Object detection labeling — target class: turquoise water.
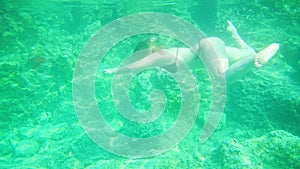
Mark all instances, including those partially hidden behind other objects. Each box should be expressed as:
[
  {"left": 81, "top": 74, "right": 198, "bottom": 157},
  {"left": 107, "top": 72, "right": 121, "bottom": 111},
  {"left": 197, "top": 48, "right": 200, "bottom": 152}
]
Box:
[{"left": 1, "top": 0, "right": 300, "bottom": 168}]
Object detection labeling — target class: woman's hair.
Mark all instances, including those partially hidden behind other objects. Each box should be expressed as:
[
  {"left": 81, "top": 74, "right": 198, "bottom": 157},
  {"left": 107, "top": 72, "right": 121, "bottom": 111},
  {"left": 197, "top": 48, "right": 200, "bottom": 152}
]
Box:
[
  {"left": 134, "top": 36, "right": 161, "bottom": 53},
  {"left": 134, "top": 35, "right": 182, "bottom": 53}
]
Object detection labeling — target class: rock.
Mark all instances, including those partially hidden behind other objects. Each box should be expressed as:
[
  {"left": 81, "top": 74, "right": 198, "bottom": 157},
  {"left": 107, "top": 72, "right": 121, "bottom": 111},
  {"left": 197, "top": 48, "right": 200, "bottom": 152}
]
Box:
[
  {"left": 34, "top": 123, "right": 69, "bottom": 141},
  {"left": 281, "top": 44, "right": 300, "bottom": 72},
  {"left": 244, "top": 130, "right": 300, "bottom": 169},
  {"left": 0, "top": 139, "right": 13, "bottom": 156},
  {"left": 221, "top": 139, "right": 255, "bottom": 169},
  {"left": 14, "top": 139, "right": 40, "bottom": 157},
  {"left": 226, "top": 58, "right": 300, "bottom": 136},
  {"left": 204, "top": 138, "right": 259, "bottom": 169},
  {"left": 86, "top": 160, "right": 124, "bottom": 169},
  {"left": 204, "top": 130, "right": 300, "bottom": 169}
]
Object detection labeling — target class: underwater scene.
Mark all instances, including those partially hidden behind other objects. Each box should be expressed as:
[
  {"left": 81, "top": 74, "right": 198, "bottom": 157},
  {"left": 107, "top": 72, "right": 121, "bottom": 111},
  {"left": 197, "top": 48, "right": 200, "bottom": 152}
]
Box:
[{"left": 1, "top": 0, "right": 300, "bottom": 168}]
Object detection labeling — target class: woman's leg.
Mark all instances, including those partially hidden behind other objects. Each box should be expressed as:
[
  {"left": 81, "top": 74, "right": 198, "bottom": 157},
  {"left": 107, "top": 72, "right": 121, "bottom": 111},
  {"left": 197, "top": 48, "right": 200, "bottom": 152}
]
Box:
[
  {"left": 226, "top": 20, "right": 251, "bottom": 49},
  {"left": 198, "top": 37, "right": 229, "bottom": 75},
  {"left": 225, "top": 44, "right": 279, "bottom": 83},
  {"left": 226, "top": 20, "right": 256, "bottom": 63},
  {"left": 197, "top": 37, "right": 256, "bottom": 83},
  {"left": 224, "top": 21, "right": 279, "bottom": 83},
  {"left": 225, "top": 56, "right": 254, "bottom": 83},
  {"left": 104, "top": 48, "right": 178, "bottom": 74}
]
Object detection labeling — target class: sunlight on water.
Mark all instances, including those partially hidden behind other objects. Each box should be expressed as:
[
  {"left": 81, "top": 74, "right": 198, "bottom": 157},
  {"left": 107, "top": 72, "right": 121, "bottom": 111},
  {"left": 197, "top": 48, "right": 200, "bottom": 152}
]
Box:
[{"left": 0, "top": 0, "right": 299, "bottom": 168}]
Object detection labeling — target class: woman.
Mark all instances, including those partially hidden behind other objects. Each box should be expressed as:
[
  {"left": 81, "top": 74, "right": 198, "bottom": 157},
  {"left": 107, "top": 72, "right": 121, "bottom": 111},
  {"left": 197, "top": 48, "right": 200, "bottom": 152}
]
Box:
[{"left": 104, "top": 21, "right": 279, "bottom": 83}]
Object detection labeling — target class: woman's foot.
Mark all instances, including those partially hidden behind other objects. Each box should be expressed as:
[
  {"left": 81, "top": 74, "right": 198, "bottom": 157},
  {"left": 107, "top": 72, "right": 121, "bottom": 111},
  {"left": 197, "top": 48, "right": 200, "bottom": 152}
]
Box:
[
  {"left": 255, "top": 43, "right": 280, "bottom": 68},
  {"left": 104, "top": 68, "right": 117, "bottom": 74},
  {"left": 226, "top": 20, "right": 250, "bottom": 49},
  {"left": 226, "top": 20, "right": 238, "bottom": 35}
]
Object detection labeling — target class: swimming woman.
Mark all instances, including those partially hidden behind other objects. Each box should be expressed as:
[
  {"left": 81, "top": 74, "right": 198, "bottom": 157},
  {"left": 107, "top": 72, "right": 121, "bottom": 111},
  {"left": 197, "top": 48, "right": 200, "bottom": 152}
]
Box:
[{"left": 104, "top": 20, "right": 279, "bottom": 82}]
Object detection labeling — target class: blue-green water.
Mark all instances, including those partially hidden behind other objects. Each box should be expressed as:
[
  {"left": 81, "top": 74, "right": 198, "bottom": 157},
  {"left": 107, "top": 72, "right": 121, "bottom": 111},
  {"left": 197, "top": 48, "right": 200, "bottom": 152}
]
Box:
[{"left": 1, "top": 0, "right": 300, "bottom": 168}]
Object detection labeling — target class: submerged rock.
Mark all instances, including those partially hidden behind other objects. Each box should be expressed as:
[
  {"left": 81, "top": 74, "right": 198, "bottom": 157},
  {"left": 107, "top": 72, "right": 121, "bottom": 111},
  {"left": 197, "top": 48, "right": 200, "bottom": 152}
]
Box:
[
  {"left": 204, "top": 130, "right": 300, "bottom": 169},
  {"left": 226, "top": 57, "right": 300, "bottom": 137},
  {"left": 14, "top": 139, "right": 40, "bottom": 157},
  {"left": 0, "top": 139, "right": 13, "bottom": 156},
  {"left": 244, "top": 130, "right": 300, "bottom": 169},
  {"left": 204, "top": 138, "right": 260, "bottom": 169},
  {"left": 220, "top": 138, "right": 255, "bottom": 168}
]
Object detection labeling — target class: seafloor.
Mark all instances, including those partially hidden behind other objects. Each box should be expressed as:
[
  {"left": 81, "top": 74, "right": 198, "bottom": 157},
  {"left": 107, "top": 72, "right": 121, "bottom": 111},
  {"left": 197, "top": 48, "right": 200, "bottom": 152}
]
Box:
[{"left": 0, "top": 0, "right": 299, "bottom": 168}]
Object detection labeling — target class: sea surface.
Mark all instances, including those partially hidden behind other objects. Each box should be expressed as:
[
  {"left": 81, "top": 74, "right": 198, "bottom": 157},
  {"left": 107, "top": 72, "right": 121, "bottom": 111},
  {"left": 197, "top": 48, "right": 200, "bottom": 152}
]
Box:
[{"left": 0, "top": 0, "right": 300, "bottom": 168}]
